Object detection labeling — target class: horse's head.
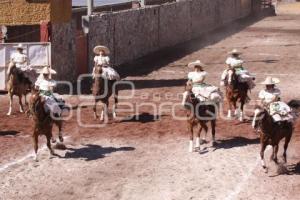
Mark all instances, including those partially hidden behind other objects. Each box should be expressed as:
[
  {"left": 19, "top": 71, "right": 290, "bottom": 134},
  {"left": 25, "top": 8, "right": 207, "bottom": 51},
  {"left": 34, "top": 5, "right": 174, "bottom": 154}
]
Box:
[
  {"left": 93, "top": 65, "right": 103, "bottom": 77},
  {"left": 227, "top": 68, "right": 238, "bottom": 87},
  {"left": 252, "top": 105, "right": 269, "bottom": 129},
  {"left": 28, "top": 88, "right": 44, "bottom": 116}
]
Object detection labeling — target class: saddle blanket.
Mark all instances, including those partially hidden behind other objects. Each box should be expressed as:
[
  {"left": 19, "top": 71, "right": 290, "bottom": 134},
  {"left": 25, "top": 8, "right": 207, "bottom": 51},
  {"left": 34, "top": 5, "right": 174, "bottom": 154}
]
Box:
[
  {"left": 192, "top": 84, "right": 222, "bottom": 102},
  {"left": 269, "top": 101, "right": 295, "bottom": 122}
]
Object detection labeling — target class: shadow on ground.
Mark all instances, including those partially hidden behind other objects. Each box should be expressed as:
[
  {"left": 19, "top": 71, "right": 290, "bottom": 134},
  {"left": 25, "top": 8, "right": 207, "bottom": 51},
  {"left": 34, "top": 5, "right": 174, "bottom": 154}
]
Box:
[
  {"left": 0, "top": 130, "right": 19, "bottom": 136},
  {"left": 64, "top": 144, "right": 135, "bottom": 161},
  {"left": 121, "top": 112, "right": 162, "bottom": 123},
  {"left": 214, "top": 136, "right": 260, "bottom": 150}
]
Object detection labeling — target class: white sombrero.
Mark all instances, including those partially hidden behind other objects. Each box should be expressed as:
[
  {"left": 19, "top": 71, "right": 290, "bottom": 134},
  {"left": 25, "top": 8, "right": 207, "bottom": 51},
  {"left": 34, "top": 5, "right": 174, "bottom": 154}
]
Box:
[
  {"left": 38, "top": 66, "right": 57, "bottom": 74},
  {"left": 260, "top": 77, "right": 280, "bottom": 85},
  {"left": 228, "top": 49, "right": 242, "bottom": 55},
  {"left": 14, "top": 43, "right": 26, "bottom": 49},
  {"left": 187, "top": 60, "right": 206, "bottom": 69},
  {"left": 93, "top": 45, "right": 110, "bottom": 55}
]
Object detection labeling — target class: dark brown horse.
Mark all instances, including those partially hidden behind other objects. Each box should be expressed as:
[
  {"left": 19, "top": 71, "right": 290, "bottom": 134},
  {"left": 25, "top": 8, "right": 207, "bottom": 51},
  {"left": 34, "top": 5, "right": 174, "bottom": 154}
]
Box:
[
  {"left": 252, "top": 106, "right": 293, "bottom": 173},
  {"left": 225, "top": 68, "right": 249, "bottom": 121},
  {"left": 92, "top": 65, "right": 119, "bottom": 122},
  {"left": 185, "top": 89, "right": 217, "bottom": 152},
  {"left": 28, "top": 89, "right": 64, "bottom": 161},
  {"left": 6, "top": 62, "right": 32, "bottom": 115}
]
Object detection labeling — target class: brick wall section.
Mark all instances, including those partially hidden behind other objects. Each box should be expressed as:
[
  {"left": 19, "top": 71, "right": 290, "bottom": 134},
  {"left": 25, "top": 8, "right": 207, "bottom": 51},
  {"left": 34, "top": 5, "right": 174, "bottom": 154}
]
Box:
[
  {"left": 0, "top": 0, "right": 71, "bottom": 26},
  {"left": 88, "top": 0, "right": 255, "bottom": 71},
  {"left": 51, "top": 21, "right": 76, "bottom": 82}
]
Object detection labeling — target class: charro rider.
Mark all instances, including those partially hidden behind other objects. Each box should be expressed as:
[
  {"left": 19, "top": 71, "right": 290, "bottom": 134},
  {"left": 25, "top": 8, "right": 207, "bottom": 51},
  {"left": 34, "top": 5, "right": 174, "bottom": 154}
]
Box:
[
  {"left": 8, "top": 43, "right": 36, "bottom": 83},
  {"left": 258, "top": 76, "right": 294, "bottom": 123},
  {"left": 92, "top": 45, "right": 120, "bottom": 81},
  {"left": 182, "top": 60, "right": 222, "bottom": 105},
  {"left": 34, "top": 66, "right": 67, "bottom": 118},
  {"left": 221, "top": 49, "right": 255, "bottom": 88}
]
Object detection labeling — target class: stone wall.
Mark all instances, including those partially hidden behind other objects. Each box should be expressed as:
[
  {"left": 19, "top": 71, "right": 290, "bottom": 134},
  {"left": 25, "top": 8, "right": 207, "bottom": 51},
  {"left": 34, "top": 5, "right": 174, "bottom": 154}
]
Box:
[
  {"left": 51, "top": 21, "right": 76, "bottom": 82},
  {"left": 0, "top": 0, "right": 71, "bottom": 26},
  {"left": 88, "top": 0, "right": 255, "bottom": 71}
]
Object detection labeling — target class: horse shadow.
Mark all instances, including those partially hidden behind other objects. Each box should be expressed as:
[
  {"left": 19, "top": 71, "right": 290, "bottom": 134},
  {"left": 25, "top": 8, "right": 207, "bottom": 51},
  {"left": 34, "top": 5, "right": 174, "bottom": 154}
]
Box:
[
  {"left": 213, "top": 136, "right": 260, "bottom": 150},
  {"left": 64, "top": 144, "right": 135, "bottom": 161},
  {"left": 0, "top": 130, "right": 19, "bottom": 137},
  {"left": 121, "top": 112, "right": 162, "bottom": 123}
]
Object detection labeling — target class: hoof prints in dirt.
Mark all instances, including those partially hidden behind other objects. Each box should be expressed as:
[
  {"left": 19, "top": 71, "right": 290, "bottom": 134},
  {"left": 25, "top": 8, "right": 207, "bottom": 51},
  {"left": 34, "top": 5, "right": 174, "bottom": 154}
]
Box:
[{"left": 64, "top": 144, "right": 135, "bottom": 161}]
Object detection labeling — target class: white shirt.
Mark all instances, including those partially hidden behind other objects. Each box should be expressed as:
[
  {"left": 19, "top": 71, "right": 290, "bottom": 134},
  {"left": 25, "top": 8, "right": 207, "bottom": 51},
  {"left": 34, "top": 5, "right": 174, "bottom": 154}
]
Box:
[
  {"left": 11, "top": 52, "right": 27, "bottom": 68},
  {"left": 94, "top": 55, "right": 110, "bottom": 66},
  {"left": 188, "top": 71, "right": 207, "bottom": 83},
  {"left": 35, "top": 77, "right": 56, "bottom": 91},
  {"left": 226, "top": 57, "right": 243, "bottom": 67},
  {"left": 259, "top": 88, "right": 281, "bottom": 104}
]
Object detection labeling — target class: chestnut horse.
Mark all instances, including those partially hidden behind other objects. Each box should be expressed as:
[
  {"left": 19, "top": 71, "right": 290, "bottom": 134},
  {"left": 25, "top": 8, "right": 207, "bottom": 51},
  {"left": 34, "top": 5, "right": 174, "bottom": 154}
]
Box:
[
  {"left": 252, "top": 106, "right": 293, "bottom": 173},
  {"left": 6, "top": 63, "right": 32, "bottom": 115},
  {"left": 28, "top": 89, "right": 63, "bottom": 161},
  {"left": 92, "top": 65, "right": 119, "bottom": 122},
  {"left": 225, "top": 68, "right": 248, "bottom": 121},
  {"left": 185, "top": 90, "right": 217, "bottom": 152}
]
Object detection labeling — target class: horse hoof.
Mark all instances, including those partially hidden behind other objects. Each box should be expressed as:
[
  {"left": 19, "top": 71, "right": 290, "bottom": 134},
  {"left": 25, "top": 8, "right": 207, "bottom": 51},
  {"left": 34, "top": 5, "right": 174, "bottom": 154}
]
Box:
[
  {"left": 59, "top": 136, "right": 64, "bottom": 143},
  {"left": 6, "top": 112, "right": 11, "bottom": 116},
  {"left": 263, "top": 166, "right": 268, "bottom": 173},
  {"left": 200, "top": 139, "right": 207, "bottom": 145},
  {"left": 51, "top": 138, "right": 57, "bottom": 143}
]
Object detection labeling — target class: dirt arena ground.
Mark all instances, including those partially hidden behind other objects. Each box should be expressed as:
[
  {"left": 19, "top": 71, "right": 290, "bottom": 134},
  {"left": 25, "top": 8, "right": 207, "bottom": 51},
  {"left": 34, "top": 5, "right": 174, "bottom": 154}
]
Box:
[{"left": 1, "top": 4, "right": 300, "bottom": 200}]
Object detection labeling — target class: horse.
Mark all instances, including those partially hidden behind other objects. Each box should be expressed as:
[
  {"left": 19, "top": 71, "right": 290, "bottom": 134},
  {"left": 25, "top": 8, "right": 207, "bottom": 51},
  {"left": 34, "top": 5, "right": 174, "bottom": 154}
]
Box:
[
  {"left": 185, "top": 88, "right": 217, "bottom": 152},
  {"left": 92, "top": 65, "right": 119, "bottom": 122},
  {"left": 252, "top": 106, "right": 293, "bottom": 173},
  {"left": 28, "top": 89, "right": 64, "bottom": 161},
  {"left": 225, "top": 68, "right": 249, "bottom": 121},
  {"left": 6, "top": 63, "right": 32, "bottom": 115}
]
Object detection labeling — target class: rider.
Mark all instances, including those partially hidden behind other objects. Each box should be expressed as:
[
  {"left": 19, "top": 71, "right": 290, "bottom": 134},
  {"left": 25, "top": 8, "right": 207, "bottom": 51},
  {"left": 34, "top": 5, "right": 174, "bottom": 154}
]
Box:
[
  {"left": 220, "top": 49, "right": 255, "bottom": 89},
  {"left": 92, "top": 45, "right": 120, "bottom": 81},
  {"left": 258, "top": 77, "right": 294, "bottom": 122},
  {"left": 182, "top": 60, "right": 222, "bottom": 105},
  {"left": 35, "top": 66, "right": 67, "bottom": 118},
  {"left": 8, "top": 43, "right": 36, "bottom": 83}
]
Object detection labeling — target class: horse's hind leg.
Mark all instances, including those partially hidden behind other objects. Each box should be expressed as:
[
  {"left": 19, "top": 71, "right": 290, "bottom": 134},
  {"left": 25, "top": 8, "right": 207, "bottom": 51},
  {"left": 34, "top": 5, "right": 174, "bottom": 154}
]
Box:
[
  {"left": 195, "top": 125, "right": 202, "bottom": 150},
  {"left": 112, "top": 90, "right": 119, "bottom": 119},
  {"left": 18, "top": 95, "right": 24, "bottom": 113},
  {"left": 283, "top": 134, "right": 292, "bottom": 163},
  {"left": 46, "top": 133, "right": 55, "bottom": 157},
  {"left": 271, "top": 144, "right": 279, "bottom": 164},
  {"left": 7, "top": 93, "right": 13, "bottom": 116},
  {"left": 188, "top": 121, "right": 194, "bottom": 152},
  {"left": 211, "top": 120, "right": 216, "bottom": 146},
  {"left": 57, "top": 121, "right": 64, "bottom": 143}
]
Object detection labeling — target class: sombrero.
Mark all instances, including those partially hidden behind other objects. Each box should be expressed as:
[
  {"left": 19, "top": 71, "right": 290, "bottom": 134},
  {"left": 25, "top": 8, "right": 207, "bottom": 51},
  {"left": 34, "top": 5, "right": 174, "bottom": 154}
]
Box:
[
  {"left": 14, "top": 43, "right": 26, "bottom": 49},
  {"left": 93, "top": 45, "right": 110, "bottom": 55},
  {"left": 187, "top": 60, "right": 206, "bottom": 69},
  {"left": 38, "top": 66, "right": 57, "bottom": 74},
  {"left": 260, "top": 77, "right": 280, "bottom": 85},
  {"left": 228, "top": 49, "right": 242, "bottom": 55}
]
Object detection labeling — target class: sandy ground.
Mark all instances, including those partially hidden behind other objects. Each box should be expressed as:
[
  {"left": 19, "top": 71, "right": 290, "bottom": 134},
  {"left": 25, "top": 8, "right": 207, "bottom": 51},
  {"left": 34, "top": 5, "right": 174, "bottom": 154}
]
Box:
[{"left": 1, "top": 5, "right": 300, "bottom": 200}]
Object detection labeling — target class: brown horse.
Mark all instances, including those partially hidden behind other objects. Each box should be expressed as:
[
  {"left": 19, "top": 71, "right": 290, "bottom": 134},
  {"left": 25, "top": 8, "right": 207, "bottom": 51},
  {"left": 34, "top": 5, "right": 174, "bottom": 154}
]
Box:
[
  {"left": 92, "top": 65, "right": 119, "bottom": 122},
  {"left": 252, "top": 106, "right": 293, "bottom": 173},
  {"left": 185, "top": 89, "right": 217, "bottom": 152},
  {"left": 28, "top": 89, "right": 64, "bottom": 161},
  {"left": 6, "top": 63, "right": 32, "bottom": 115},
  {"left": 225, "top": 68, "right": 249, "bottom": 121}
]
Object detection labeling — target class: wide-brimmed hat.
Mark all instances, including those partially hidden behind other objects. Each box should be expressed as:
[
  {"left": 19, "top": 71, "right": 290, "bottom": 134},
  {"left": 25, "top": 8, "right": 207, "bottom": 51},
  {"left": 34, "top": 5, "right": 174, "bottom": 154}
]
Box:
[
  {"left": 38, "top": 66, "right": 57, "bottom": 75},
  {"left": 93, "top": 45, "right": 110, "bottom": 55},
  {"left": 228, "top": 49, "right": 242, "bottom": 55},
  {"left": 260, "top": 77, "right": 280, "bottom": 85},
  {"left": 188, "top": 60, "right": 206, "bottom": 69},
  {"left": 14, "top": 43, "right": 25, "bottom": 50}
]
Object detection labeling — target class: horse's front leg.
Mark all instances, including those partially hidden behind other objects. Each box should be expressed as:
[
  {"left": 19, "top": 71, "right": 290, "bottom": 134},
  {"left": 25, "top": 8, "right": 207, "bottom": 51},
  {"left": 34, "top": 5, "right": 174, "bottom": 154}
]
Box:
[
  {"left": 33, "top": 130, "right": 39, "bottom": 161},
  {"left": 112, "top": 90, "right": 119, "bottom": 119},
  {"left": 18, "top": 95, "right": 24, "bottom": 113},
  {"left": 100, "top": 102, "right": 109, "bottom": 122},
  {"left": 260, "top": 139, "right": 268, "bottom": 173},
  {"left": 7, "top": 93, "right": 13, "bottom": 116},
  {"left": 195, "top": 124, "right": 202, "bottom": 151},
  {"left": 188, "top": 120, "right": 194, "bottom": 152},
  {"left": 56, "top": 121, "right": 64, "bottom": 143},
  {"left": 93, "top": 100, "right": 98, "bottom": 119},
  {"left": 272, "top": 144, "right": 279, "bottom": 164},
  {"left": 46, "top": 132, "right": 55, "bottom": 157},
  {"left": 211, "top": 120, "right": 216, "bottom": 147},
  {"left": 239, "top": 100, "right": 245, "bottom": 122}
]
